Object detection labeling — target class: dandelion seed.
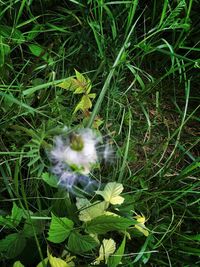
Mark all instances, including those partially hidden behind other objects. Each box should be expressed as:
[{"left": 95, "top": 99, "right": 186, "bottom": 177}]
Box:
[{"left": 102, "top": 142, "right": 114, "bottom": 162}]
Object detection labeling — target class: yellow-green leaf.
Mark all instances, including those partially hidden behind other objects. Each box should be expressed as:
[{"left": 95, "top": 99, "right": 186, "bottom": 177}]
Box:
[
  {"left": 49, "top": 253, "right": 69, "bottom": 267},
  {"left": 76, "top": 198, "right": 108, "bottom": 222},
  {"left": 73, "top": 95, "right": 92, "bottom": 114},
  {"left": 134, "top": 214, "right": 149, "bottom": 237},
  {"left": 75, "top": 70, "right": 92, "bottom": 93},
  {"left": 95, "top": 182, "right": 124, "bottom": 205},
  {"left": 93, "top": 238, "right": 116, "bottom": 264},
  {"left": 75, "top": 69, "right": 87, "bottom": 84},
  {"left": 57, "top": 78, "right": 75, "bottom": 91},
  {"left": 88, "top": 93, "right": 96, "bottom": 99},
  {"left": 86, "top": 83, "right": 92, "bottom": 94},
  {"left": 108, "top": 236, "right": 126, "bottom": 267},
  {"left": 135, "top": 225, "right": 149, "bottom": 237}
]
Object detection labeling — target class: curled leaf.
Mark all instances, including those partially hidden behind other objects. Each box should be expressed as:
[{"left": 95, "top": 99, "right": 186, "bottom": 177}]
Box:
[
  {"left": 134, "top": 214, "right": 149, "bottom": 237},
  {"left": 93, "top": 238, "right": 116, "bottom": 265}
]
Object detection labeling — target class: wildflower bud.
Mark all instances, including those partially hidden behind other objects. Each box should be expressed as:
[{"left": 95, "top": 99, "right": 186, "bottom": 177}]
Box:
[{"left": 69, "top": 133, "right": 84, "bottom": 151}]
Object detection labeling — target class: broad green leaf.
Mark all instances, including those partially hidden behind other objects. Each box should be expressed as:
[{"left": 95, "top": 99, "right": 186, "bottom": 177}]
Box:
[
  {"left": 76, "top": 198, "right": 108, "bottom": 222},
  {"left": 11, "top": 203, "right": 24, "bottom": 226},
  {"left": 23, "top": 216, "right": 46, "bottom": 238},
  {"left": 0, "top": 202, "right": 23, "bottom": 228},
  {"left": 29, "top": 44, "right": 44, "bottom": 57},
  {"left": 94, "top": 238, "right": 116, "bottom": 265},
  {"left": 13, "top": 261, "right": 25, "bottom": 267},
  {"left": 47, "top": 213, "right": 74, "bottom": 243},
  {"left": 28, "top": 44, "right": 53, "bottom": 64},
  {"left": 86, "top": 215, "right": 134, "bottom": 234},
  {"left": 95, "top": 182, "right": 124, "bottom": 205},
  {"left": 42, "top": 172, "right": 58, "bottom": 188},
  {"left": 0, "top": 233, "right": 26, "bottom": 259},
  {"left": 73, "top": 95, "right": 92, "bottom": 114},
  {"left": 52, "top": 190, "right": 77, "bottom": 218},
  {"left": 68, "top": 231, "right": 98, "bottom": 253},
  {"left": 108, "top": 236, "right": 126, "bottom": 267}
]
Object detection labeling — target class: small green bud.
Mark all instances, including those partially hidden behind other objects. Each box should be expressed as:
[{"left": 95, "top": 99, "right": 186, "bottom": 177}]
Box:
[{"left": 70, "top": 133, "right": 84, "bottom": 151}]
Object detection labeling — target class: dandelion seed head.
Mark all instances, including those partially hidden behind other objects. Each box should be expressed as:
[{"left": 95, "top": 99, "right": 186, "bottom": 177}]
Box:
[
  {"left": 50, "top": 128, "right": 99, "bottom": 175},
  {"left": 49, "top": 128, "right": 113, "bottom": 193}
]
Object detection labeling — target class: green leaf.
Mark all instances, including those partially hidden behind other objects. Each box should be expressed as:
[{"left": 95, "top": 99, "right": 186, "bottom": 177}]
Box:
[
  {"left": 28, "top": 44, "right": 44, "bottom": 57},
  {"left": 28, "top": 44, "right": 53, "bottom": 64},
  {"left": 11, "top": 203, "right": 24, "bottom": 226},
  {"left": 108, "top": 236, "right": 126, "bottom": 267},
  {"left": 68, "top": 231, "right": 98, "bottom": 253},
  {"left": 36, "top": 258, "right": 48, "bottom": 267},
  {"left": 95, "top": 182, "right": 124, "bottom": 205},
  {"left": 73, "top": 95, "right": 92, "bottom": 114},
  {"left": 13, "top": 261, "right": 25, "bottom": 267},
  {"left": 52, "top": 190, "right": 77, "bottom": 218},
  {"left": 76, "top": 198, "right": 108, "bottom": 222},
  {"left": 47, "top": 213, "right": 74, "bottom": 243},
  {"left": 23, "top": 214, "right": 46, "bottom": 238},
  {"left": 0, "top": 233, "right": 26, "bottom": 259},
  {"left": 0, "top": 202, "right": 23, "bottom": 228},
  {"left": 41, "top": 172, "right": 58, "bottom": 188},
  {"left": 86, "top": 215, "right": 134, "bottom": 234}
]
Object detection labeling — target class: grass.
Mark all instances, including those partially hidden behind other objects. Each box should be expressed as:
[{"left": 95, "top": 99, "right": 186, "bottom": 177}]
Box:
[{"left": 0, "top": 0, "right": 200, "bottom": 266}]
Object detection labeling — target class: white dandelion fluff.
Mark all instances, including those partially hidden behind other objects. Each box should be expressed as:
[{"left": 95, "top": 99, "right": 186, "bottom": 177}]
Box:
[
  {"left": 51, "top": 128, "right": 99, "bottom": 175},
  {"left": 49, "top": 128, "right": 114, "bottom": 192}
]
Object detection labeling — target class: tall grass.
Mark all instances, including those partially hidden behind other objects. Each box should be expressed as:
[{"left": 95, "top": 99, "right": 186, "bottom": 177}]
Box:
[{"left": 0, "top": 0, "right": 199, "bottom": 266}]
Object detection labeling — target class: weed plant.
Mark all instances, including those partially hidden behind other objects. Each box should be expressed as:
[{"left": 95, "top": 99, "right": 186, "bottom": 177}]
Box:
[{"left": 0, "top": 0, "right": 200, "bottom": 266}]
